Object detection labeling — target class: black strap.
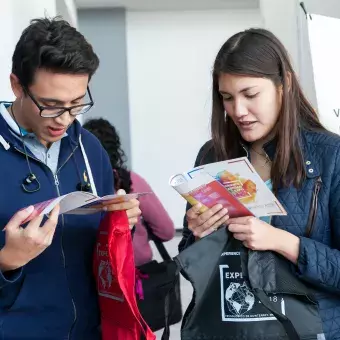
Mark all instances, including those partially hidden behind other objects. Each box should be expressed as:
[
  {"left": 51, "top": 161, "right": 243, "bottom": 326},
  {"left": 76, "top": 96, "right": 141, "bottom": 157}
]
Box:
[
  {"left": 255, "top": 290, "right": 300, "bottom": 340},
  {"left": 142, "top": 219, "right": 172, "bottom": 261},
  {"left": 139, "top": 319, "right": 147, "bottom": 340},
  {"left": 142, "top": 218, "right": 176, "bottom": 339},
  {"left": 131, "top": 225, "right": 136, "bottom": 238},
  {"left": 161, "top": 289, "right": 171, "bottom": 340},
  {"left": 161, "top": 267, "right": 180, "bottom": 340}
]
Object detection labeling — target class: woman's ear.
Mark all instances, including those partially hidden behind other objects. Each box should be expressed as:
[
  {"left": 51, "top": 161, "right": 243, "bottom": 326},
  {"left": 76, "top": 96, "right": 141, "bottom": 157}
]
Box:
[
  {"left": 278, "top": 72, "right": 292, "bottom": 97},
  {"left": 286, "top": 72, "right": 292, "bottom": 92}
]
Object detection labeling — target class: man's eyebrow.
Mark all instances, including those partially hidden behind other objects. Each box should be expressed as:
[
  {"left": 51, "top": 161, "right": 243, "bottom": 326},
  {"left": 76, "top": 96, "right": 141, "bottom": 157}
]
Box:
[{"left": 38, "top": 93, "right": 86, "bottom": 104}]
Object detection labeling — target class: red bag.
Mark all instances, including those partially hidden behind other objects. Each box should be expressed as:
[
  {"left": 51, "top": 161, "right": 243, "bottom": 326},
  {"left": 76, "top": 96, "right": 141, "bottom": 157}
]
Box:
[{"left": 93, "top": 211, "right": 156, "bottom": 340}]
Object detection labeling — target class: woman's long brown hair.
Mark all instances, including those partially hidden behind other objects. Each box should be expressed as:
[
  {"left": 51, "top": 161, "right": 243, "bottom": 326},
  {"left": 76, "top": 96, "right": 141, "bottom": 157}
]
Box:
[{"left": 211, "top": 28, "right": 324, "bottom": 191}]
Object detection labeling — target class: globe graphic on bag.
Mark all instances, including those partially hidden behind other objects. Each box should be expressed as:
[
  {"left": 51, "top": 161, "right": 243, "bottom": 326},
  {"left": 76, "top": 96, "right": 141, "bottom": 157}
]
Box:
[{"left": 225, "top": 282, "right": 255, "bottom": 315}]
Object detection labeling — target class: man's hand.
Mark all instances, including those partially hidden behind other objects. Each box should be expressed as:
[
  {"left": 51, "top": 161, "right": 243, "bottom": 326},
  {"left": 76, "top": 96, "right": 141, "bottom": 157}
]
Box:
[
  {"left": 101, "top": 189, "right": 141, "bottom": 230},
  {"left": 0, "top": 204, "right": 60, "bottom": 272}
]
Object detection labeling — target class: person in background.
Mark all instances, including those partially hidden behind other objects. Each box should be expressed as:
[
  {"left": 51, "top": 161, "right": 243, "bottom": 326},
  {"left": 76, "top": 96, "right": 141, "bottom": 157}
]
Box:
[{"left": 83, "top": 118, "right": 175, "bottom": 266}]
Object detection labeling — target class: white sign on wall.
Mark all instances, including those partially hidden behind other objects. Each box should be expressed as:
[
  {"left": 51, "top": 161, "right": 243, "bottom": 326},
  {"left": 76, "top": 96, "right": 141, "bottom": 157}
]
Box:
[{"left": 308, "top": 14, "right": 340, "bottom": 133}]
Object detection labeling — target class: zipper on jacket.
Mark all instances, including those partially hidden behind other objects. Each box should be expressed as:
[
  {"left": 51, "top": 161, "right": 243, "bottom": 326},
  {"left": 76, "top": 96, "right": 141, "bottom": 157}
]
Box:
[
  {"left": 54, "top": 174, "right": 60, "bottom": 191},
  {"left": 54, "top": 176, "right": 77, "bottom": 340},
  {"left": 49, "top": 150, "right": 79, "bottom": 340},
  {"left": 14, "top": 146, "right": 78, "bottom": 340},
  {"left": 305, "top": 176, "right": 322, "bottom": 237},
  {"left": 56, "top": 146, "right": 79, "bottom": 176}
]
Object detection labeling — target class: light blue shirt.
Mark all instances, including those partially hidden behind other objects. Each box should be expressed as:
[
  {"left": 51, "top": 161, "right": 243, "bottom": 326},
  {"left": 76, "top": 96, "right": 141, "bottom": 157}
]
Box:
[
  {"left": 260, "top": 179, "right": 273, "bottom": 224},
  {"left": 0, "top": 103, "right": 67, "bottom": 174}
]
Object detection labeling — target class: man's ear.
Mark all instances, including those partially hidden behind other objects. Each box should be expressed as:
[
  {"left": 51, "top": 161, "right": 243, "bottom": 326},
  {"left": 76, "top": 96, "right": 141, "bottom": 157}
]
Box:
[{"left": 10, "top": 73, "right": 25, "bottom": 98}]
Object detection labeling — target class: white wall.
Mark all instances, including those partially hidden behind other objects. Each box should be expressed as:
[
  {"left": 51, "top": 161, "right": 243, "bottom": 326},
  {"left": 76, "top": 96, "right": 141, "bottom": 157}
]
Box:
[
  {"left": 0, "top": 0, "right": 16, "bottom": 100},
  {"left": 126, "top": 9, "right": 263, "bottom": 228},
  {"left": 305, "top": 0, "right": 340, "bottom": 19},
  {"left": 10, "top": 0, "right": 57, "bottom": 41},
  {"left": 259, "top": 0, "right": 318, "bottom": 109},
  {"left": 1, "top": 0, "right": 57, "bottom": 100},
  {"left": 260, "top": 0, "right": 300, "bottom": 72},
  {"left": 57, "top": 0, "right": 78, "bottom": 27},
  {"left": 308, "top": 14, "right": 340, "bottom": 134},
  {"left": 0, "top": 0, "right": 77, "bottom": 101}
]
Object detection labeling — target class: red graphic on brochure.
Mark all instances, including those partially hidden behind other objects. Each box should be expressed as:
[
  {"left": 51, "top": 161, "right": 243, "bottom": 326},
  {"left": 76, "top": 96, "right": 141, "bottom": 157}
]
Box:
[
  {"left": 183, "top": 179, "right": 253, "bottom": 218},
  {"left": 21, "top": 198, "right": 56, "bottom": 224}
]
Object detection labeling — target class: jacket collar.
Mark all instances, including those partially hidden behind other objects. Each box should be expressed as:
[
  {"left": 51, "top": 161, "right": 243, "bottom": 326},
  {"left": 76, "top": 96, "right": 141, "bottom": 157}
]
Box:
[
  {"left": 0, "top": 101, "right": 81, "bottom": 153},
  {"left": 240, "top": 130, "right": 320, "bottom": 179}
]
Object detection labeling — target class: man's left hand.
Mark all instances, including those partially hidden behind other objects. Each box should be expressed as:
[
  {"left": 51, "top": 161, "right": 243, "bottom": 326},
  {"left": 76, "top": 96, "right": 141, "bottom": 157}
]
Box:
[{"left": 101, "top": 189, "right": 141, "bottom": 230}]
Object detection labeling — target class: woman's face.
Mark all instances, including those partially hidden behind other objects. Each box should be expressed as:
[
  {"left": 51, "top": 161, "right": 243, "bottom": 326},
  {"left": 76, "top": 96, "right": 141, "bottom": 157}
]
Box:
[{"left": 218, "top": 73, "right": 282, "bottom": 144}]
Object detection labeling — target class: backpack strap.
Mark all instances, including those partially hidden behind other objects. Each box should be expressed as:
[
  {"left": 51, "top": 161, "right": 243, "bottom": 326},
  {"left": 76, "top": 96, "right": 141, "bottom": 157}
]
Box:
[
  {"left": 161, "top": 260, "right": 181, "bottom": 340},
  {"left": 142, "top": 219, "right": 172, "bottom": 261}
]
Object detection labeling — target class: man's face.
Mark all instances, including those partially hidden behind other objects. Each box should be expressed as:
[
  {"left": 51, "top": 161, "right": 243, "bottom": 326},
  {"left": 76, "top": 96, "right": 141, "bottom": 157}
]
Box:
[{"left": 11, "top": 69, "right": 89, "bottom": 146}]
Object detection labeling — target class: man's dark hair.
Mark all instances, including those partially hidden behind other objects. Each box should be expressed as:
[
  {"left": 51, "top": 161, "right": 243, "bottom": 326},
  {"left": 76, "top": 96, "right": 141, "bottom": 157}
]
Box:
[{"left": 12, "top": 17, "right": 99, "bottom": 88}]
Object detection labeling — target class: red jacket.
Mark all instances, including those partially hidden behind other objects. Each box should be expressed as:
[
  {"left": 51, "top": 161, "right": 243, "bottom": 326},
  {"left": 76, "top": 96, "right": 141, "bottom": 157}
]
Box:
[{"left": 93, "top": 211, "right": 155, "bottom": 340}]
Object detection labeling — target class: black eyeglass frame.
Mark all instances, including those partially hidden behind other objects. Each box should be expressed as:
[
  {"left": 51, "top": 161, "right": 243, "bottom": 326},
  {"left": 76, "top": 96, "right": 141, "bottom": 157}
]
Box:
[{"left": 24, "top": 86, "right": 94, "bottom": 118}]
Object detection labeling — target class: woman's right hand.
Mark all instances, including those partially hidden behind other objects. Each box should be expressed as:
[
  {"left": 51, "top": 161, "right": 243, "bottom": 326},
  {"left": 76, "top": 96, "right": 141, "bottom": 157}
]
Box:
[{"left": 186, "top": 204, "right": 229, "bottom": 239}]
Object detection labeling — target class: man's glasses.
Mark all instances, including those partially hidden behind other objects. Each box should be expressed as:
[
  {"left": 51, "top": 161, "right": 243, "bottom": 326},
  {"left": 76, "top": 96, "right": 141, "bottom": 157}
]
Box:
[{"left": 25, "top": 87, "right": 94, "bottom": 118}]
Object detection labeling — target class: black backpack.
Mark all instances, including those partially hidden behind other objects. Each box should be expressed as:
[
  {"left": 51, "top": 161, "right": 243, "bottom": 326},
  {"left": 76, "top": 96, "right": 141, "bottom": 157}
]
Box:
[
  {"left": 136, "top": 220, "right": 182, "bottom": 332},
  {"left": 162, "top": 227, "right": 325, "bottom": 340}
]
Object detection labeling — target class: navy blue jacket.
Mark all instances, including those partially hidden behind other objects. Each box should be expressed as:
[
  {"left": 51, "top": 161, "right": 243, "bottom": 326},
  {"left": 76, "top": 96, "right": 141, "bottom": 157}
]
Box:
[
  {"left": 179, "top": 129, "right": 340, "bottom": 339},
  {"left": 0, "top": 110, "right": 114, "bottom": 339}
]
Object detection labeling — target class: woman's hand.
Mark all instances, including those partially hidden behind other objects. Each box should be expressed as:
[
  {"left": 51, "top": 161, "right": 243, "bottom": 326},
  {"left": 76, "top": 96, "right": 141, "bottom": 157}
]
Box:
[
  {"left": 186, "top": 204, "right": 229, "bottom": 239},
  {"left": 228, "top": 216, "right": 277, "bottom": 251},
  {"left": 227, "top": 216, "right": 300, "bottom": 264}
]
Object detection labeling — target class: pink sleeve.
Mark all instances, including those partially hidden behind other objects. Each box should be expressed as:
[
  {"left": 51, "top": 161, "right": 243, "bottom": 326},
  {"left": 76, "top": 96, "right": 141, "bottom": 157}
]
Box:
[{"left": 131, "top": 172, "right": 175, "bottom": 241}]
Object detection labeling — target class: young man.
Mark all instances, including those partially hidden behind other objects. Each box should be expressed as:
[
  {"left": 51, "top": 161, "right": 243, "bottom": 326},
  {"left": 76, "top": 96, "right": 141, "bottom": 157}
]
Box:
[{"left": 0, "top": 18, "right": 140, "bottom": 339}]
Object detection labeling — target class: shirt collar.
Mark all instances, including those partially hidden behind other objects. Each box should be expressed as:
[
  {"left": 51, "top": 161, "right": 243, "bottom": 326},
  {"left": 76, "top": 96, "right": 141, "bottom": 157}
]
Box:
[
  {"left": 0, "top": 103, "right": 24, "bottom": 136},
  {"left": 0, "top": 102, "right": 68, "bottom": 139}
]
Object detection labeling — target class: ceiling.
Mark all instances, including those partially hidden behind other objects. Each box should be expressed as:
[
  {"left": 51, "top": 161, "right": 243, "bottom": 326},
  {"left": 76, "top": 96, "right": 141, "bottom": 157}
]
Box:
[{"left": 75, "top": 0, "right": 259, "bottom": 11}]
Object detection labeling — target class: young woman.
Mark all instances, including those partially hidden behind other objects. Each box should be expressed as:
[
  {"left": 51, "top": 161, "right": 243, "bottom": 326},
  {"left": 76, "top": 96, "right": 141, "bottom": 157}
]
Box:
[
  {"left": 83, "top": 118, "right": 175, "bottom": 266},
  {"left": 179, "top": 28, "right": 340, "bottom": 338}
]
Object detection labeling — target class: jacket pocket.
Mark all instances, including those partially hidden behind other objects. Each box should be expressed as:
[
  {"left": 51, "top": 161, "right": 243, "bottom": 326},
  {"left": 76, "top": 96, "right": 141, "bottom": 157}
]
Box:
[
  {"left": 0, "top": 274, "right": 26, "bottom": 311},
  {"left": 5, "top": 274, "right": 28, "bottom": 312},
  {"left": 305, "top": 176, "right": 322, "bottom": 238}
]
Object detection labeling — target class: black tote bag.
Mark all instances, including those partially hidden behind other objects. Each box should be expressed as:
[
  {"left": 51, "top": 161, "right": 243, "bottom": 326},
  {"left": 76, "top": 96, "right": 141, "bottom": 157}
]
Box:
[
  {"left": 136, "top": 221, "right": 182, "bottom": 332},
  {"left": 162, "top": 227, "right": 324, "bottom": 340}
]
